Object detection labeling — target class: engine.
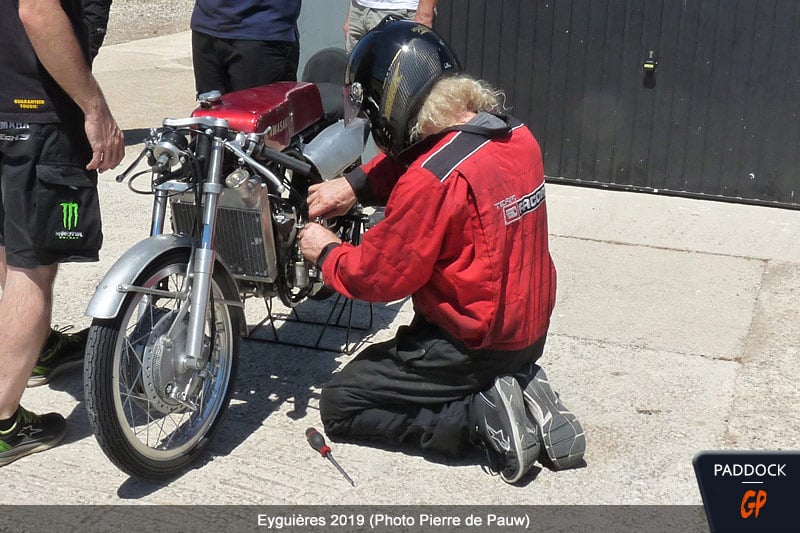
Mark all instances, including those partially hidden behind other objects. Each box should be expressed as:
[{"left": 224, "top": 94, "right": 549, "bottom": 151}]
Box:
[{"left": 167, "top": 81, "right": 370, "bottom": 306}]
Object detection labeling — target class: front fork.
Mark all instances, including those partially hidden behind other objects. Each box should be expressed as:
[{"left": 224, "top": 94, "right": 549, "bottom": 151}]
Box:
[
  {"left": 148, "top": 135, "right": 226, "bottom": 403},
  {"left": 183, "top": 135, "right": 225, "bottom": 370}
]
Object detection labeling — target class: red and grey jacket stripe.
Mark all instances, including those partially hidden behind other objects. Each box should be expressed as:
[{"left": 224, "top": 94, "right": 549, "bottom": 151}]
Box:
[{"left": 420, "top": 117, "right": 524, "bottom": 181}]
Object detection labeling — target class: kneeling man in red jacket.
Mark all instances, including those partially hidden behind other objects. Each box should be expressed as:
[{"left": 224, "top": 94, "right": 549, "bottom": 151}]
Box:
[{"left": 300, "top": 18, "right": 585, "bottom": 484}]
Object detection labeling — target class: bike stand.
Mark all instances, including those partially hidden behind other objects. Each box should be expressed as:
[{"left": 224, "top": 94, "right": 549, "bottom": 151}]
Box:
[
  {"left": 247, "top": 211, "right": 376, "bottom": 354},
  {"left": 246, "top": 293, "right": 374, "bottom": 354}
]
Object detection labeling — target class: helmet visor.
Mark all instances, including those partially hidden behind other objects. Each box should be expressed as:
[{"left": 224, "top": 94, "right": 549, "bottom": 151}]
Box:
[{"left": 343, "top": 82, "right": 365, "bottom": 126}]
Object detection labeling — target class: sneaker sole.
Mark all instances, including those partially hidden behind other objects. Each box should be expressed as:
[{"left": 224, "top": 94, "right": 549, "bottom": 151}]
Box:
[
  {"left": 0, "top": 432, "right": 67, "bottom": 467},
  {"left": 522, "top": 367, "right": 585, "bottom": 470},
  {"left": 26, "top": 358, "right": 83, "bottom": 388},
  {"left": 492, "top": 376, "right": 541, "bottom": 483}
]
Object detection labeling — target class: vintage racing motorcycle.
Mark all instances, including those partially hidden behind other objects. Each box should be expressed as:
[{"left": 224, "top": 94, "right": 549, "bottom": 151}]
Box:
[{"left": 82, "top": 78, "right": 369, "bottom": 480}]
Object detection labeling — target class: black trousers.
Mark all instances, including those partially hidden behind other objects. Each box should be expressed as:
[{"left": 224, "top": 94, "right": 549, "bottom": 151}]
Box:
[
  {"left": 320, "top": 315, "right": 546, "bottom": 457},
  {"left": 192, "top": 31, "right": 300, "bottom": 95}
]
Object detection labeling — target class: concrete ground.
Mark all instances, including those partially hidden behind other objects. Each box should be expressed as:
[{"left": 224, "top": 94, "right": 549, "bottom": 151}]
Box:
[{"left": 3, "top": 31, "right": 799, "bottom": 513}]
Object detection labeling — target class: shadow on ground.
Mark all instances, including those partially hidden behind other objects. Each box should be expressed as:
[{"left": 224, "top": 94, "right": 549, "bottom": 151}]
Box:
[{"left": 32, "top": 295, "right": 407, "bottom": 498}]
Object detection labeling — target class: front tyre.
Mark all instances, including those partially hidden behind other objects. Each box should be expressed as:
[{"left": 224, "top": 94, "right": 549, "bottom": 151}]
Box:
[{"left": 84, "top": 249, "right": 240, "bottom": 479}]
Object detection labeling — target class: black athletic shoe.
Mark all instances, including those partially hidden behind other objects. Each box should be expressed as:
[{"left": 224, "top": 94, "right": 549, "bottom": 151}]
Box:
[
  {"left": 0, "top": 407, "right": 67, "bottom": 467},
  {"left": 516, "top": 363, "right": 586, "bottom": 470},
  {"left": 27, "top": 326, "right": 89, "bottom": 388},
  {"left": 471, "top": 375, "right": 541, "bottom": 484}
]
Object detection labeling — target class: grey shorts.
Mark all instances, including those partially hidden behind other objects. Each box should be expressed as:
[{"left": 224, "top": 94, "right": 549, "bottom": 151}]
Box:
[
  {"left": 346, "top": 2, "right": 416, "bottom": 52},
  {"left": 0, "top": 122, "right": 102, "bottom": 268}
]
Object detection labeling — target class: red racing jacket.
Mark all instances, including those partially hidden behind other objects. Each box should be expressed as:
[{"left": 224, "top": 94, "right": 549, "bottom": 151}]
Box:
[{"left": 320, "top": 113, "right": 556, "bottom": 351}]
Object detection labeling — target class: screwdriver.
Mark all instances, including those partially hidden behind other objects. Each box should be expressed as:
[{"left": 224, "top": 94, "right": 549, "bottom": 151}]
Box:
[{"left": 306, "top": 427, "right": 355, "bottom": 486}]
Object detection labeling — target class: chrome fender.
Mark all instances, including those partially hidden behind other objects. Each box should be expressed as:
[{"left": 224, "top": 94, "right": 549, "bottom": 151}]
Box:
[{"left": 86, "top": 234, "right": 245, "bottom": 334}]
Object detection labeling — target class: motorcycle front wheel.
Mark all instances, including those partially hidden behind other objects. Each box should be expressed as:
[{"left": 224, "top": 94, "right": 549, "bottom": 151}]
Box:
[{"left": 84, "top": 249, "right": 240, "bottom": 480}]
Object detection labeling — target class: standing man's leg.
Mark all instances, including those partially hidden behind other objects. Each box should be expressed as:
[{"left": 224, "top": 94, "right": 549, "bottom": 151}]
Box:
[
  {"left": 192, "top": 31, "right": 230, "bottom": 95},
  {"left": 0, "top": 257, "right": 58, "bottom": 418},
  {"left": 345, "top": 1, "right": 368, "bottom": 53},
  {"left": 347, "top": 6, "right": 417, "bottom": 53},
  {"left": 0, "top": 119, "right": 104, "bottom": 466},
  {"left": 0, "top": 252, "right": 66, "bottom": 467},
  {"left": 345, "top": 4, "right": 414, "bottom": 53}
]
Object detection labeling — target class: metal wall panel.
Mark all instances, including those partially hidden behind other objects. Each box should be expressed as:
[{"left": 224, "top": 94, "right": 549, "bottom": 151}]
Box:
[{"left": 436, "top": 0, "right": 800, "bottom": 208}]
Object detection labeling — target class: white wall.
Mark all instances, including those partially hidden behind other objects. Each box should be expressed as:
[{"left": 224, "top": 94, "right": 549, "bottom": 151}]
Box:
[
  {"left": 298, "top": 0, "right": 348, "bottom": 74},
  {"left": 298, "top": 0, "right": 379, "bottom": 160}
]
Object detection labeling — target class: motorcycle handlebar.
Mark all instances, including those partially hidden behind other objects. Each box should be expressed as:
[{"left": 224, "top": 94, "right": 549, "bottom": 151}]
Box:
[
  {"left": 161, "top": 116, "right": 314, "bottom": 177},
  {"left": 114, "top": 118, "right": 315, "bottom": 192},
  {"left": 254, "top": 144, "right": 313, "bottom": 177}
]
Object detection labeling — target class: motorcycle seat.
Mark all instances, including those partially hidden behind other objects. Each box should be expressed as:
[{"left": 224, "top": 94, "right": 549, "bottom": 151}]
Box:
[
  {"left": 302, "top": 47, "right": 347, "bottom": 124},
  {"left": 315, "top": 82, "right": 345, "bottom": 123}
]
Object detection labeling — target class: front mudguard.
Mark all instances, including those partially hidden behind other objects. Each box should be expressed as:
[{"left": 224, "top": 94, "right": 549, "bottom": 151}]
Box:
[{"left": 85, "top": 234, "right": 246, "bottom": 335}]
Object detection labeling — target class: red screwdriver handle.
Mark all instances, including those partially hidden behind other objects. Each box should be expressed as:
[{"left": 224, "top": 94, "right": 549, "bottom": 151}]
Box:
[
  {"left": 306, "top": 427, "right": 331, "bottom": 457},
  {"left": 305, "top": 427, "right": 355, "bottom": 486}
]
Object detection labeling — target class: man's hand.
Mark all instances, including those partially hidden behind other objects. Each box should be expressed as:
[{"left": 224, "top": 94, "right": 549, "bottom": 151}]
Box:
[
  {"left": 299, "top": 222, "right": 341, "bottom": 264},
  {"left": 307, "top": 177, "right": 358, "bottom": 219},
  {"left": 414, "top": 0, "right": 437, "bottom": 27},
  {"left": 84, "top": 104, "right": 124, "bottom": 171}
]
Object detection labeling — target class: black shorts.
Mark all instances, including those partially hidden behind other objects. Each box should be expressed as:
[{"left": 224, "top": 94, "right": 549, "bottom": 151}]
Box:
[{"left": 0, "top": 122, "right": 102, "bottom": 268}]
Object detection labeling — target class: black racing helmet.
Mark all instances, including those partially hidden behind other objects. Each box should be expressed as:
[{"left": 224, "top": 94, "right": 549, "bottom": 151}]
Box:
[{"left": 343, "top": 17, "right": 461, "bottom": 157}]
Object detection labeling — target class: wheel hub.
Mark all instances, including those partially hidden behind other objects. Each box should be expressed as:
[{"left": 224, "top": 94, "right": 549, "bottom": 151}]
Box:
[{"left": 141, "top": 310, "right": 191, "bottom": 415}]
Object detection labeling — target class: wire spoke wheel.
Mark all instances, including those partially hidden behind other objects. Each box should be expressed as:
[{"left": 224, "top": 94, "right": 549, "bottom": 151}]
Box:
[{"left": 84, "top": 249, "right": 240, "bottom": 479}]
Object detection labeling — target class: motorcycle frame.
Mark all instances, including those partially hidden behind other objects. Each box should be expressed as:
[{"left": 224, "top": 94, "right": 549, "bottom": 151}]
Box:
[{"left": 87, "top": 109, "right": 369, "bottom": 402}]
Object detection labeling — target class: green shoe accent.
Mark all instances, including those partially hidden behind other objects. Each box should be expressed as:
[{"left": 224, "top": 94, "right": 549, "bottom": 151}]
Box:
[
  {"left": 0, "top": 407, "right": 67, "bottom": 467},
  {"left": 0, "top": 421, "right": 18, "bottom": 451},
  {"left": 26, "top": 325, "right": 88, "bottom": 388},
  {"left": 0, "top": 422, "right": 18, "bottom": 436}
]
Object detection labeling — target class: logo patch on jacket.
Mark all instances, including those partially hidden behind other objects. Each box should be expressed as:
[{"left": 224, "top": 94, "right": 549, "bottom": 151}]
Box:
[{"left": 495, "top": 183, "right": 545, "bottom": 225}]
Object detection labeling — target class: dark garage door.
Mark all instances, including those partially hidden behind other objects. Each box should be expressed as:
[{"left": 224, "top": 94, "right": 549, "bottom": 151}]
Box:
[{"left": 435, "top": 0, "right": 800, "bottom": 209}]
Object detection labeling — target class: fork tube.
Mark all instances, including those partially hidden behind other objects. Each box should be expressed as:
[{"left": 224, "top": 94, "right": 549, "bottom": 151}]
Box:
[
  {"left": 184, "top": 135, "right": 225, "bottom": 365},
  {"left": 150, "top": 189, "right": 169, "bottom": 236}
]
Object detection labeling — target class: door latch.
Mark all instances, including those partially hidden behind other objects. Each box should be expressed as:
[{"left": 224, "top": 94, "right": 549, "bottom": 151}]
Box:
[
  {"left": 642, "top": 49, "right": 658, "bottom": 88},
  {"left": 643, "top": 50, "right": 658, "bottom": 72}
]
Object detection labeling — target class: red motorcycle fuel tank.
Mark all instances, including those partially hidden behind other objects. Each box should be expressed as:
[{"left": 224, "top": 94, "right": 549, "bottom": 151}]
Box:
[{"left": 191, "top": 82, "right": 324, "bottom": 150}]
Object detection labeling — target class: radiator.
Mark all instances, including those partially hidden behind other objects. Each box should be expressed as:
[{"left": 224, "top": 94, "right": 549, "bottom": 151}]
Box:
[{"left": 170, "top": 184, "right": 279, "bottom": 282}]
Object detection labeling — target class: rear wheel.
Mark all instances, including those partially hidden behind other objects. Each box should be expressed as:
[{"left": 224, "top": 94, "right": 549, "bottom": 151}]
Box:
[{"left": 84, "top": 249, "right": 240, "bottom": 479}]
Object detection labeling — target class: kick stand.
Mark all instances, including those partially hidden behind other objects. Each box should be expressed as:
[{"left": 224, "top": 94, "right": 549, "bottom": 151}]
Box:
[{"left": 247, "top": 293, "right": 373, "bottom": 354}]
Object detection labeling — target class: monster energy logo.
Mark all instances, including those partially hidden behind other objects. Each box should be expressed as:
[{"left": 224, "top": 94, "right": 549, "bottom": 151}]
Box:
[
  {"left": 55, "top": 202, "right": 83, "bottom": 240},
  {"left": 61, "top": 202, "right": 79, "bottom": 230}
]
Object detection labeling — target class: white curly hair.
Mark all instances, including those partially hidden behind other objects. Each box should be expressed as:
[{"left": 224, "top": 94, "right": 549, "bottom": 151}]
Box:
[{"left": 409, "top": 74, "right": 506, "bottom": 142}]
